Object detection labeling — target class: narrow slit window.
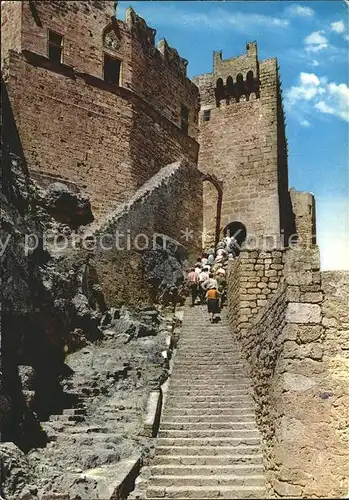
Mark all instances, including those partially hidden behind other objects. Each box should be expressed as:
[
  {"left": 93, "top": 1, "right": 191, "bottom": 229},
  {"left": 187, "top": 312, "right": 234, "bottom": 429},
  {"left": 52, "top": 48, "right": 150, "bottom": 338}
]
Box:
[
  {"left": 181, "top": 104, "right": 189, "bottom": 134},
  {"left": 104, "top": 54, "right": 121, "bottom": 85},
  {"left": 203, "top": 109, "right": 211, "bottom": 122},
  {"left": 48, "top": 31, "right": 63, "bottom": 63}
]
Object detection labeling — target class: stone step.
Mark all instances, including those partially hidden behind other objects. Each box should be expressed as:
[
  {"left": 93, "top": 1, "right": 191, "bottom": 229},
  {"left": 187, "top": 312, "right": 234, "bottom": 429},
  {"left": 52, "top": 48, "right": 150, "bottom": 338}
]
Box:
[
  {"left": 167, "top": 389, "right": 251, "bottom": 397},
  {"left": 178, "top": 348, "right": 242, "bottom": 354},
  {"left": 175, "top": 357, "right": 244, "bottom": 362},
  {"left": 166, "top": 397, "right": 255, "bottom": 412},
  {"left": 167, "top": 395, "right": 253, "bottom": 403},
  {"left": 176, "top": 349, "right": 242, "bottom": 353},
  {"left": 149, "top": 474, "right": 265, "bottom": 487},
  {"left": 160, "top": 422, "right": 257, "bottom": 431},
  {"left": 158, "top": 429, "right": 260, "bottom": 439},
  {"left": 49, "top": 414, "right": 85, "bottom": 423},
  {"left": 150, "top": 464, "right": 265, "bottom": 476},
  {"left": 173, "top": 362, "right": 244, "bottom": 367},
  {"left": 62, "top": 408, "right": 87, "bottom": 416},
  {"left": 162, "top": 414, "right": 257, "bottom": 422},
  {"left": 169, "top": 383, "right": 251, "bottom": 390},
  {"left": 173, "top": 365, "right": 246, "bottom": 370},
  {"left": 173, "top": 370, "right": 247, "bottom": 374},
  {"left": 152, "top": 454, "right": 264, "bottom": 466},
  {"left": 146, "top": 485, "right": 266, "bottom": 498},
  {"left": 171, "top": 374, "right": 248, "bottom": 379},
  {"left": 62, "top": 425, "right": 113, "bottom": 434},
  {"left": 156, "top": 437, "right": 261, "bottom": 447},
  {"left": 177, "top": 358, "right": 243, "bottom": 363},
  {"left": 155, "top": 446, "right": 262, "bottom": 457},
  {"left": 179, "top": 337, "right": 235, "bottom": 341},
  {"left": 179, "top": 342, "right": 238, "bottom": 346}
]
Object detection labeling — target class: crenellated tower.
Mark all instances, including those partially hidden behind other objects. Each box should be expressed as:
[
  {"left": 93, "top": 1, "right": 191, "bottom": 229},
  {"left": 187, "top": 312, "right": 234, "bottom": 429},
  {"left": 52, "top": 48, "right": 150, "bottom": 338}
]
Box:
[{"left": 194, "top": 42, "right": 295, "bottom": 248}]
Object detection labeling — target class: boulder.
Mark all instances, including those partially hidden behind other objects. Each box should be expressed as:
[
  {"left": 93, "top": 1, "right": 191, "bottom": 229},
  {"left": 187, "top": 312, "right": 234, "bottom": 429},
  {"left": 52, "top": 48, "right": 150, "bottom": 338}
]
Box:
[
  {"left": 44, "top": 182, "right": 94, "bottom": 228},
  {"left": 0, "top": 442, "right": 37, "bottom": 500}
]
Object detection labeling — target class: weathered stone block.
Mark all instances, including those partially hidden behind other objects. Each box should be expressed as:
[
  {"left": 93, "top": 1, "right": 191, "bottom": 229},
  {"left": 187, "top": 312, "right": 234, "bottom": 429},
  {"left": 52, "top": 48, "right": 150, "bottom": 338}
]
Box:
[
  {"left": 257, "top": 282, "right": 268, "bottom": 288},
  {"left": 282, "top": 372, "right": 317, "bottom": 392},
  {"left": 286, "top": 286, "right": 300, "bottom": 302},
  {"left": 301, "top": 292, "right": 323, "bottom": 303},
  {"left": 271, "top": 264, "right": 283, "bottom": 270},
  {"left": 297, "top": 325, "right": 323, "bottom": 343},
  {"left": 286, "top": 303, "right": 321, "bottom": 324},
  {"left": 257, "top": 299, "right": 268, "bottom": 307},
  {"left": 273, "top": 479, "right": 303, "bottom": 497},
  {"left": 286, "top": 271, "right": 313, "bottom": 286}
]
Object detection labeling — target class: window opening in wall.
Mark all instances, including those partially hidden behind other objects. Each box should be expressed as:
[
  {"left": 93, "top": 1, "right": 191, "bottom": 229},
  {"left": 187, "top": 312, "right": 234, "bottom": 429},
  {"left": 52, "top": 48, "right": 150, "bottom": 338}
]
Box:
[
  {"left": 180, "top": 104, "right": 189, "bottom": 134},
  {"left": 48, "top": 31, "right": 63, "bottom": 63},
  {"left": 103, "top": 54, "right": 121, "bottom": 85},
  {"left": 203, "top": 109, "right": 211, "bottom": 122}
]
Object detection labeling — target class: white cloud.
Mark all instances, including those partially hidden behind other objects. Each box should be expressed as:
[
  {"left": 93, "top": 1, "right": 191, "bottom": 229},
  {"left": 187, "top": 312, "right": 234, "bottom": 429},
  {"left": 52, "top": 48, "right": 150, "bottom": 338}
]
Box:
[
  {"left": 315, "top": 101, "right": 335, "bottom": 114},
  {"left": 300, "top": 72, "right": 320, "bottom": 86},
  {"left": 311, "top": 60, "right": 320, "bottom": 67},
  {"left": 330, "top": 20, "right": 345, "bottom": 34},
  {"left": 117, "top": 4, "right": 289, "bottom": 32},
  {"left": 286, "top": 4, "right": 314, "bottom": 17},
  {"left": 285, "top": 72, "right": 349, "bottom": 123},
  {"left": 304, "top": 31, "right": 329, "bottom": 52},
  {"left": 300, "top": 119, "right": 311, "bottom": 127}
]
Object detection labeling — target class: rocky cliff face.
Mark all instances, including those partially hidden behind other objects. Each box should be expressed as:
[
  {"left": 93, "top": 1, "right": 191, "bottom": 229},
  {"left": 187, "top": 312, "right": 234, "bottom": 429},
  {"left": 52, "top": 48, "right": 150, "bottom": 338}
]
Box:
[{"left": 1, "top": 79, "right": 100, "bottom": 452}]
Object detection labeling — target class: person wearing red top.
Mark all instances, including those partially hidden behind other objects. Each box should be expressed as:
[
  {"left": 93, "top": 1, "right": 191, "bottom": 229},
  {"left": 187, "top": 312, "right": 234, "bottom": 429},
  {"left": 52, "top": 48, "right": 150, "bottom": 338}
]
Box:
[{"left": 187, "top": 268, "right": 199, "bottom": 307}]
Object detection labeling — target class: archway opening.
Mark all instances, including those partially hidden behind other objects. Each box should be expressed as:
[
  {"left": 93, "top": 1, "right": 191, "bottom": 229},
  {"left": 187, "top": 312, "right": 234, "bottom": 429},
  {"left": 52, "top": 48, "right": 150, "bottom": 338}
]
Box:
[{"left": 223, "top": 221, "right": 247, "bottom": 256}]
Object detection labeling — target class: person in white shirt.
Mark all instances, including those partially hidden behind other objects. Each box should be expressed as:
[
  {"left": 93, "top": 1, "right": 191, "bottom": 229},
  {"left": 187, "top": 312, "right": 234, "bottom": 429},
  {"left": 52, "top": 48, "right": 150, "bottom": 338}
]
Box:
[
  {"left": 201, "top": 273, "right": 219, "bottom": 294},
  {"left": 198, "top": 267, "right": 210, "bottom": 303}
]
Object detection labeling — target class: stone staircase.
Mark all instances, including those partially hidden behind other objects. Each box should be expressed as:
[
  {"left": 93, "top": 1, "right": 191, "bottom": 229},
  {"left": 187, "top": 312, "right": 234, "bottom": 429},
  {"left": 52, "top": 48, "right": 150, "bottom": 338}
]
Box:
[{"left": 132, "top": 304, "right": 266, "bottom": 499}]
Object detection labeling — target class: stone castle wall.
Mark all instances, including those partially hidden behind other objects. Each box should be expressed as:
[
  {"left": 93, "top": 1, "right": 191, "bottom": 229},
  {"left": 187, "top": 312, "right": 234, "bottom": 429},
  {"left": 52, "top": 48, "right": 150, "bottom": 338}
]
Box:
[
  {"left": 90, "top": 160, "right": 203, "bottom": 307},
  {"left": 1, "top": 0, "right": 199, "bottom": 220},
  {"left": 227, "top": 248, "right": 349, "bottom": 497},
  {"left": 227, "top": 249, "right": 286, "bottom": 335},
  {"left": 194, "top": 45, "right": 294, "bottom": 248}
]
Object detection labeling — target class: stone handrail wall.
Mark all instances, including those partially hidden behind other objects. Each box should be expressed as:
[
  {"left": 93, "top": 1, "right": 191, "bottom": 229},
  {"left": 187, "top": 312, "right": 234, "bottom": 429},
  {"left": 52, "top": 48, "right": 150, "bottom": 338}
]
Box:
[
  {"left": 89, "top": 160, "right": 203, "bottom": 307},
  {"left": 227, "top": 249, "right": 286, "bottom": 336},
  {"left": 228, "top": 247, "right": 349, "bottom": 497}
]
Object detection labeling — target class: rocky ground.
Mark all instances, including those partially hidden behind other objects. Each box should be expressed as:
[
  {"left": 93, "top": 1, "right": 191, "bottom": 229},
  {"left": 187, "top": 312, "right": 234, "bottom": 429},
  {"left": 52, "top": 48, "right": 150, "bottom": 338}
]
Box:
[{"left": 1, "top": 305, "right": 177, "bottom": 500}]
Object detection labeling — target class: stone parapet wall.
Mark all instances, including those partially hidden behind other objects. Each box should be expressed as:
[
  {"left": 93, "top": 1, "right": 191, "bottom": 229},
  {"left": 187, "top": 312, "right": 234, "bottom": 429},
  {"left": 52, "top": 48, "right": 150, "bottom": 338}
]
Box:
[
  {"left": 322, "top": 271, "right": 349, "bottom": 357},
  {"left": 227, "top": 247, "right": 349, "bottom": 497},
  {"left": 227, "top": 249, "right": 286, "bottom": 336},
  {"left": 290, "top": 188, "right": 316, "bottom": 246}
]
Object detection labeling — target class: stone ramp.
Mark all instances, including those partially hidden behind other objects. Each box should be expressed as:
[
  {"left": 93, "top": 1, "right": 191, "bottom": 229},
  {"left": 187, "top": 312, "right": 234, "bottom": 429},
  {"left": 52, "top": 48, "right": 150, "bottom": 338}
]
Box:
[{"left": 132, "top": 304, "right": 266, "bottom": 499}]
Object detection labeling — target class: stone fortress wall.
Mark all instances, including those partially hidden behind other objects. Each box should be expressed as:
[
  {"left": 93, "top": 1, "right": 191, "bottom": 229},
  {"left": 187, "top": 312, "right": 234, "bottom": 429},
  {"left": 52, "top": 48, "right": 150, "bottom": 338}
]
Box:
[
  {"left": 1, "top": 0, "right": 199, "bottom": 220},
  {"left": 194, "top": 43, "right": 294, "bottom": 248},
  {"left": 227, "top": 247, "right": 349, "bottom": 498}
]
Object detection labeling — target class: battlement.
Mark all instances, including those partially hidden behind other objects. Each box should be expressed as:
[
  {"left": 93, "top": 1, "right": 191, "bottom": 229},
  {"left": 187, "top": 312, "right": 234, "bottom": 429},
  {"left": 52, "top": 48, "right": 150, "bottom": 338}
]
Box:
[
  {"left": 157, "top": 38, "right": 188, "bottom": 77},
  {"left": 213, "top": 41, "right": 259, "bottom": 80},
  {"left": 122, "top": 7, "right": 188, "bottom": 78}
]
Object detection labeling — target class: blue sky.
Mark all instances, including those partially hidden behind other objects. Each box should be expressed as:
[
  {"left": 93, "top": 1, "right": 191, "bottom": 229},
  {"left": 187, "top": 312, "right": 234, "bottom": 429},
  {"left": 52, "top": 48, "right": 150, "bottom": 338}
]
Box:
[{"left": 118, "top": 1, "right": 349, "bottom": 270}]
